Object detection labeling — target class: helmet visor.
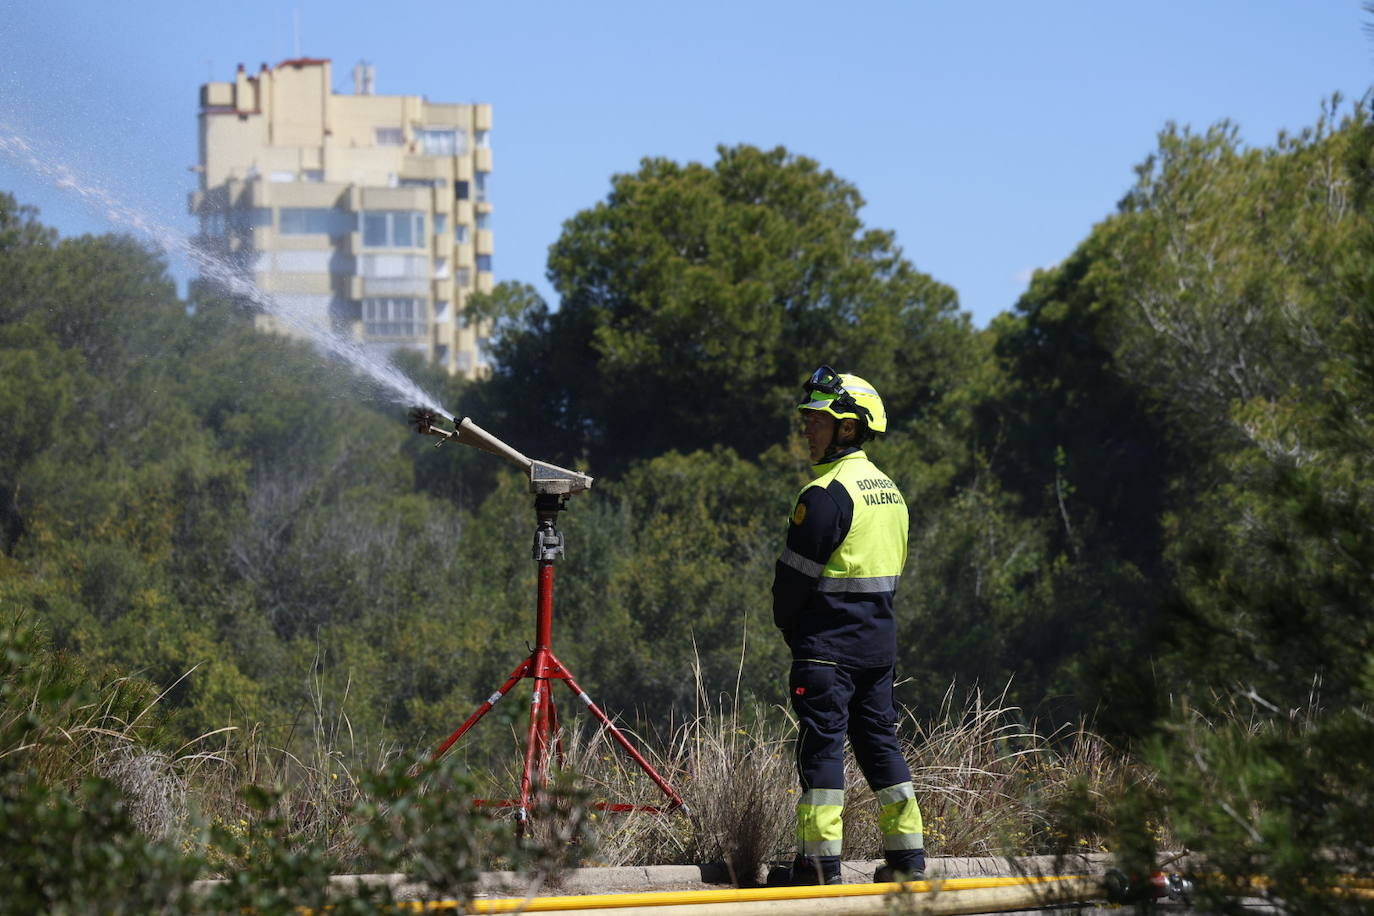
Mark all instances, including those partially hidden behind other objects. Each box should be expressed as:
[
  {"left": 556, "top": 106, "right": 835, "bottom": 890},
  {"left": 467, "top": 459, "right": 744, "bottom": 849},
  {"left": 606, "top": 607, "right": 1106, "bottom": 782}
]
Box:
[
  {"left": 799, "top": 366, "right": 872, "bottom": 422},
  {"left": 804, "top": 365, "right": 844, "bottom": 396}
]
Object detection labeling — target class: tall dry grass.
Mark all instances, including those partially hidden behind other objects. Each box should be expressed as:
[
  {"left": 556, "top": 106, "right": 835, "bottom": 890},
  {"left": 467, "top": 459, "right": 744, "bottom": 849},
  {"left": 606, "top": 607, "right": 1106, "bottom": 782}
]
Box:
[
  {"left": 5, "top": 622, "right": 1148, "bottom": 884},
  {"left": 561, "top": 678, "right": 1145, "bottom": 879},
  {"left": 0, "top": 649, "right": 236, "bottom": 843}
]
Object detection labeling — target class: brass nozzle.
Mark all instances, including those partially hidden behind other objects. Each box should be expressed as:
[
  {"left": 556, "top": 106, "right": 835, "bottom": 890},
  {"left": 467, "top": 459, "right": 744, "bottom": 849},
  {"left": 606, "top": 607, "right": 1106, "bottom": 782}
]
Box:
[{"left": 409, "top": 407, "right": 440, "bottom": 435}]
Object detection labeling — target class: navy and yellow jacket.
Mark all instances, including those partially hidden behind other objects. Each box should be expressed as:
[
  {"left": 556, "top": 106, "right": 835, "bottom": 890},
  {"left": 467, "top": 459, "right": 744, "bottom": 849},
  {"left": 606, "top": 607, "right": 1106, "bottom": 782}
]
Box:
[{"left": 772, "top": 448, "right": 909, "bottom": 667}]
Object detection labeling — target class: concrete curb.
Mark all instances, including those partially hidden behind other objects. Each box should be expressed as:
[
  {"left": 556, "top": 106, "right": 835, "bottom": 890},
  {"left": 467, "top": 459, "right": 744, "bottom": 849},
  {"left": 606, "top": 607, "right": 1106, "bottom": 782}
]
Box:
[
  {"left": 474, "top": 854, "right": 1114, "bottom": 897},
  {"left": 191, "top": 853, "right": 1115, "bottom": 901}
]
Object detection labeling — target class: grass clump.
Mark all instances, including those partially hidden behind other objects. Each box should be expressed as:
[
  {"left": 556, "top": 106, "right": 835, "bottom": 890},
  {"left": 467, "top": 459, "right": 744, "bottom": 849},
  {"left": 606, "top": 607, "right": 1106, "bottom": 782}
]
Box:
[
  {"left": 3, "top": 610, "right": 1146, "bottom": 904},
  {"left": 565, "top": 677, "right": 1141, "bottom": 880},
  {"left": 0, "top": 610, "right": 566, "bottom": 912}
]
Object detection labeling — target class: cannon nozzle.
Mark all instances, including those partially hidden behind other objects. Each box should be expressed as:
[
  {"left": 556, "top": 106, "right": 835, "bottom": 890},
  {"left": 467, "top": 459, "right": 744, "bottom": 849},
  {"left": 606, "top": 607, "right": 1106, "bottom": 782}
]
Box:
[{"left": 410, "top": 406, "right": 440, "bottom": 435}]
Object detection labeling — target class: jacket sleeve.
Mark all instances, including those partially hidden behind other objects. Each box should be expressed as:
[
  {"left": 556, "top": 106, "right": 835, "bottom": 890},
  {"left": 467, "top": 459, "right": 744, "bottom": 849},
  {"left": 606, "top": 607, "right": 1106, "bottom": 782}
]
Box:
[{"left": 772, "top": 483, "right": 850, "bottom": 645}]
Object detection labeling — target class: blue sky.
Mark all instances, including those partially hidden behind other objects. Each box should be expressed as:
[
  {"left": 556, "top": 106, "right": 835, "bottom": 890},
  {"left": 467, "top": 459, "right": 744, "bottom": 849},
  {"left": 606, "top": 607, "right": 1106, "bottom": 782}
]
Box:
[{"left": 1, "top": 1, "right": 1370, "bottom": 329}]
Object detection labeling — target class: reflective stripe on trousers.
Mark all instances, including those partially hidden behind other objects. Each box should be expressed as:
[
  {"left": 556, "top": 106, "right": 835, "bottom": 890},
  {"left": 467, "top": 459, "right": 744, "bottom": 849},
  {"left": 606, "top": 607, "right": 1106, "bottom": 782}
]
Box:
[
  {"left": 814, "top": 574, "right": 900, "bottom": 593},
  {"left": 796, "top": 788, "right": 844, "bottom": 857},
  {"left": 876, "top": 781, "right": 924, "bottom": 851}
]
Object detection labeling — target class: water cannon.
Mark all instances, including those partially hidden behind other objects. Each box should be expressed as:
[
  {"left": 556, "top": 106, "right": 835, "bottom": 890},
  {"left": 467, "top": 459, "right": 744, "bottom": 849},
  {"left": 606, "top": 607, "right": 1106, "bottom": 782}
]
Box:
[
  {"left": 409, "top": 407, "right": 593, "bottom": 496},
  {"left": 405, "top": 405, "right": 684, "bottom": 819}
]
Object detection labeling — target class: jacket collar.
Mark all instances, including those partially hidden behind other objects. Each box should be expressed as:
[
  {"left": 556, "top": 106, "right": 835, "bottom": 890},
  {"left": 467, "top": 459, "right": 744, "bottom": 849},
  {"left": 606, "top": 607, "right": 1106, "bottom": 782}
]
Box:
[{"left": 812, "top": 447, "right": 865, "bottom": 473}]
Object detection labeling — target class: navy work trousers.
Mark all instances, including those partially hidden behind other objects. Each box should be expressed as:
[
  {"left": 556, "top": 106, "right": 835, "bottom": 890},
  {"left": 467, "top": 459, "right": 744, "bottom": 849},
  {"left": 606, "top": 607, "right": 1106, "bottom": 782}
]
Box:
[{"left": 789, "top": 660, "right": 911, "bottom": 793}]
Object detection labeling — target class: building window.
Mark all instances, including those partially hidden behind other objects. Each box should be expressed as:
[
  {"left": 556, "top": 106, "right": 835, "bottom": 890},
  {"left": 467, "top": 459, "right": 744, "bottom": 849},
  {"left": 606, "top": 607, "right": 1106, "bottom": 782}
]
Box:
[
  {"left": 362, "top": 297, "right": 426, "bottom": 338},
  {"left": 454, "top": 224, "right": 469, "bottom": 244},
  {"left": 274, "top": 250, "right": 337, "bottom": 273},
  {"left": 399, "top": 177, "right": 446, "bottom": 189},
  {"left": 269, "top": 170, "right": 297, "bottom": 183},
  {"left": 475, "top": 212, "right": 490, "bottom": 230},
  {"left": 360, "top": 211, "right": 426, "bottom": 248},
  {"left": 359, "top": 254, "right": 428, "bottom": 294},
  {"left": 434, "top": 213, "right": 448, "bottom": 235},
  {"left": 475, "top": 129, "right": 490, "bottom": 149},
  {"left": 455, "top": 181, "right": 470, "bottom": 201},
  {"left": 234, "top": 207, "right": 273, "bottom": 230},
  {"left": 202, "top": 211, "right": 226, "bottom": 237},
  {"left": 474, "top": 171, "right": 489, "bottom": 202},
  {"left": 434, "top": 258, "right": 450, "bottom": 279},
  {"left": 434, "top": 300, "right": 450, "bottom": 321},
  {"left": 455, "top": 267, "right": 472, "bottom": 288},
  {"left": 476, "top": 254, "right": 492, "bottom": 272},
  {"left": 375, "top": 127, "right": 404, "bottom": 146},
  {"left": 417, "top": 128, "right": 461, "bottom": 156},
  {"left": 280, "top": 207, "right": 349, "bottom": 235},
  {"left": 359, "top": 254, "right": 428, "bottom": 279},
  {"left": 302, "top": 170, "right": 324, "bottom": 183}
]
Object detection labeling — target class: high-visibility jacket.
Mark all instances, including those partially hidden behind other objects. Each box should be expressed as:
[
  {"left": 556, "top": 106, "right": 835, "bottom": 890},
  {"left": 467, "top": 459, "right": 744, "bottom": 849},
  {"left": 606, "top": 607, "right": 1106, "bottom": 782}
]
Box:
[{"left": 772, "top": 448, "right": 909, "bottom": 667}]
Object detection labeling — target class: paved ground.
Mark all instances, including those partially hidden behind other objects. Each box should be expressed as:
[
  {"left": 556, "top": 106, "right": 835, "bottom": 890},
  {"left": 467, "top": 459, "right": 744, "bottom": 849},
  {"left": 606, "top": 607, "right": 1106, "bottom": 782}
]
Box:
[
  {"left": 473, "top": 853, "right": 1114, "bottom": 896},
  {"left": 468, "top": 855, "right": 1277, "bottom": 913},
  {"left": 321, "top": 854, "right": 1279, "bottom": 912}
]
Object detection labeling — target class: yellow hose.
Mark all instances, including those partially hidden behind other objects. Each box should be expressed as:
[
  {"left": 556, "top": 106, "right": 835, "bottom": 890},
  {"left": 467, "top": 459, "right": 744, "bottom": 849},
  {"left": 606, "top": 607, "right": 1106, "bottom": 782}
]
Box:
[{"left": 394, "top": 875, "right": 1093, "bottom": 913}]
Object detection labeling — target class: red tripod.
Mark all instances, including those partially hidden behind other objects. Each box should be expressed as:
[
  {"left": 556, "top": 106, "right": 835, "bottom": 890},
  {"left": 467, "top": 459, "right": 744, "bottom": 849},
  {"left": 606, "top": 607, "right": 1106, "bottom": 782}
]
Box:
[{"left": 423, "top": 492, "right": 686, "bottom": 823}]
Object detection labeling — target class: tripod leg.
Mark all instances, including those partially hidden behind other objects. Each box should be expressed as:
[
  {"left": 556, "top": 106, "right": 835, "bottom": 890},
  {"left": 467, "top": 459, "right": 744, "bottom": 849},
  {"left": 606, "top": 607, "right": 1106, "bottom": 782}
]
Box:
[
  {"left": 554, "top": 663, "right": 686, "bottom": 811},
  {"left": 517, "top": 673, "right": 550, "bottom": 826},
  {"left": 422, "top": 656, "right": 533, "bottom": 768}
]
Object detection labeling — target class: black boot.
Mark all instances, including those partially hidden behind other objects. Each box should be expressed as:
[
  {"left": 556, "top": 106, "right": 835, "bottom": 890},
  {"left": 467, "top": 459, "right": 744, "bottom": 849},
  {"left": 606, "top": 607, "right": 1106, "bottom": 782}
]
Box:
[
  {"left": 874, "top": 850, "right": 926, "bottom": 883},
  {"left": 767, "top": 855, "right": 842, "bottom": 886}
]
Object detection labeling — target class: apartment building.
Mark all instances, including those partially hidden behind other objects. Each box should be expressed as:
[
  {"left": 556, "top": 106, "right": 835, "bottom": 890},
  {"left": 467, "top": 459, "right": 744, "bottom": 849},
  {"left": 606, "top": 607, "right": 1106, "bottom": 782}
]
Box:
[{"left": 190, "top": 58, "right": 493, "bottom": 376}]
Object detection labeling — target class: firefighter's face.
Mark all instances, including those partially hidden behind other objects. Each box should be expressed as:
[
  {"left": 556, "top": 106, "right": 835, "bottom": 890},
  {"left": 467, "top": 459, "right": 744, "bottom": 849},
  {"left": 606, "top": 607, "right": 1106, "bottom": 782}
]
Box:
[{"left": 802, "top": 410, "right": 834, "bottom": 462}]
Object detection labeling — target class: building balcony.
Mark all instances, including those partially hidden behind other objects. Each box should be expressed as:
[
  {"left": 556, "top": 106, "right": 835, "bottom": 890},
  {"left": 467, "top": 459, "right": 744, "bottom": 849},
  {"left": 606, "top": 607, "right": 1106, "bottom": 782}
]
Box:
[
  {"left": 401, "top": 155, "right": 453, "bottom": 182},
  {"left": 349, "top": 276, "right": 430, "bottom": 297},
  {"left": 359, "top": 186, "right": 430, "bottom": 210}
]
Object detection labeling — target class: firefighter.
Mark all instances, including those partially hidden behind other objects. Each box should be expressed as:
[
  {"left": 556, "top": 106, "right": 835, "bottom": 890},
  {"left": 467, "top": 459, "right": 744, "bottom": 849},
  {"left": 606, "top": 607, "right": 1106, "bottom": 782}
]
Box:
[{"left": 770, "top": 366, "right": 925, "bottom": 886}]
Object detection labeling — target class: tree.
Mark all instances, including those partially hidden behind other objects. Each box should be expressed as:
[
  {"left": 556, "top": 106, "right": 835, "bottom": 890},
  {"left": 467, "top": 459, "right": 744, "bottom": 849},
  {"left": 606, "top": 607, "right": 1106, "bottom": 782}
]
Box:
[
  {"left": 0, "top": 193, "right": 56, "bottom": 327},
  {"left": 0, "top": 322, "right": 79, "bottom": 553},
  {"left": 1109, "top": 102, "right": 1364, "bottom": 445},
  {"left": 469, "top": 145, "right": 968, "bottom": 474}
]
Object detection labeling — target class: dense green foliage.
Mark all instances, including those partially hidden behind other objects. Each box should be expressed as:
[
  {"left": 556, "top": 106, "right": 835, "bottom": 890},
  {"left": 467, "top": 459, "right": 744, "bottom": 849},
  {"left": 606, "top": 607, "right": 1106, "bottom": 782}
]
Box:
[
  {"left": 0, "top": 613, "right": 565, "bottom": 914},
  {"left": 3, "top": 99, "right": 1374, "bottom": 909}
]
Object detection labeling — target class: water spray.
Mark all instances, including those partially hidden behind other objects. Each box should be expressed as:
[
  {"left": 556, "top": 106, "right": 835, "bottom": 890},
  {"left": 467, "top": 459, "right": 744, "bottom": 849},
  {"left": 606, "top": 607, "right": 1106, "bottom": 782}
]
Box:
[{"left": 0, "top": 129, "right": 447, "bottom": 415}]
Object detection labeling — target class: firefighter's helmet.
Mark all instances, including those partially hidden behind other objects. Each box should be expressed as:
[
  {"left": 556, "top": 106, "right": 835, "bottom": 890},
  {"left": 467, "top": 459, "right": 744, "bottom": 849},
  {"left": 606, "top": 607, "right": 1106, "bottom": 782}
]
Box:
[{"left": 798, "top": 366, "right": 887, "bottom": 434}]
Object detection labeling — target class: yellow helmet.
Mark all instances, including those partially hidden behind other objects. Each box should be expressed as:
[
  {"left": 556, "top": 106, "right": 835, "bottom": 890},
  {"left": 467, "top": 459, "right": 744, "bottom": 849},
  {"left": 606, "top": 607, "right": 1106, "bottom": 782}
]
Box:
[{"left": 798, "top": 366, "right": 887, "bottom": 434}]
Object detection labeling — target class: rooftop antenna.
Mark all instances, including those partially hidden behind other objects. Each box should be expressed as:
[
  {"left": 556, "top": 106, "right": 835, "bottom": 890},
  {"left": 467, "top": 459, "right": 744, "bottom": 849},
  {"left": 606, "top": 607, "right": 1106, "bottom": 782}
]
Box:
[
  {"left": 408, "top": 408, "right": 686, "bottom": 827},
  {"left": 353, "top": 60, "right": 375, "bottom": 95}
]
